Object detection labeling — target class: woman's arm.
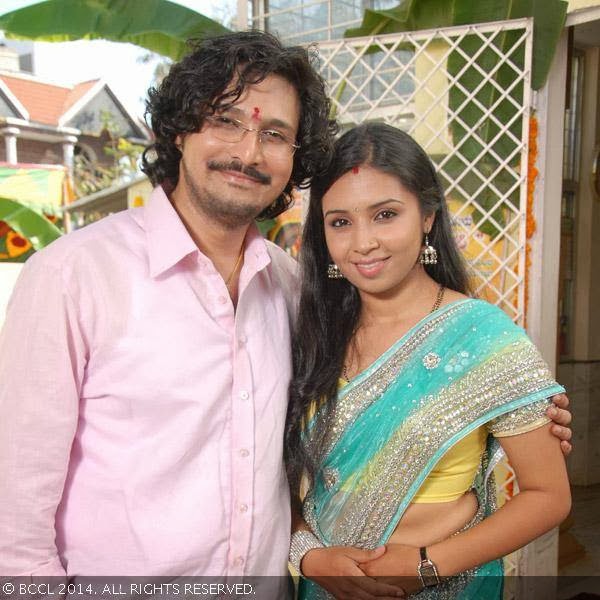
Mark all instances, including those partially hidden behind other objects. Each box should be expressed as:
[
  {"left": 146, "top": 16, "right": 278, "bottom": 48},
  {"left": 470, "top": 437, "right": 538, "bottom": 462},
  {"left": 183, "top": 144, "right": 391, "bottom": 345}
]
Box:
[
  {"left": 428, "top": 422, "right": 571, "bottom": 575},
  {"left": 291, "top": 514, "right": 405, "bottom": 599},
  {"left": 361, "top": 422, "right": 571, "bottom": 581}
]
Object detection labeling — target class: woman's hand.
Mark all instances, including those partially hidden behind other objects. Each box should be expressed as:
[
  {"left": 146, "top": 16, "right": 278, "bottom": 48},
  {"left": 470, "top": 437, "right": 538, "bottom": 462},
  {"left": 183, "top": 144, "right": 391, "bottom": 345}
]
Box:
[
  {"left": 548, "top": 393, "right": 573, "bottom": 456},
  {"left": 301, "top": 545, "right": 406, "bottom": 599},
  {"left": 359, "top": 544, "right": 423, "bottom": 596}
]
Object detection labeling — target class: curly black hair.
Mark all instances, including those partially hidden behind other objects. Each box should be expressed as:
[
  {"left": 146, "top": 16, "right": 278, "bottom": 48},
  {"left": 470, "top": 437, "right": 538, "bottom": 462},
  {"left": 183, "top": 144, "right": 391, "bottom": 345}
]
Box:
[{"left": 142, "top": 30, "right": 338, "bottom": 220}]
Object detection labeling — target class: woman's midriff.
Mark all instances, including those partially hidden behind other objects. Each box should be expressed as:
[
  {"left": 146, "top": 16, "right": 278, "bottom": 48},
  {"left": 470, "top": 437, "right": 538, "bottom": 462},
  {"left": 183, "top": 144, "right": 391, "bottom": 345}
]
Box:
[{"left": 387, "top": 490, "right": 479, "bottom": 547}]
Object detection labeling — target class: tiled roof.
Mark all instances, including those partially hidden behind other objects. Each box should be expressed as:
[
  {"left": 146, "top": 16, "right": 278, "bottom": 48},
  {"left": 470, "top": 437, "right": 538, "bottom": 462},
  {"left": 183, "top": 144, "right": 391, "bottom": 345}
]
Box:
[
  {"left": 0, "top": 73, "right": 100, "bottom": 126},
  {"left": 62, "top": 79, "right": 99, "bottom": 115}
]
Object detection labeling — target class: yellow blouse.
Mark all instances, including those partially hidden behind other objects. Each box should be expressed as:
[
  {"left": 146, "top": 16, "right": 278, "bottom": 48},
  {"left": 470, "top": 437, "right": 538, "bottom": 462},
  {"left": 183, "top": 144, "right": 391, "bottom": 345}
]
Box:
[
  {"left": 334, "top": 379, "right": 550, "bottom": 504},
  {"left": 412, "top": 426, "right": 487, "bottom": 503}
]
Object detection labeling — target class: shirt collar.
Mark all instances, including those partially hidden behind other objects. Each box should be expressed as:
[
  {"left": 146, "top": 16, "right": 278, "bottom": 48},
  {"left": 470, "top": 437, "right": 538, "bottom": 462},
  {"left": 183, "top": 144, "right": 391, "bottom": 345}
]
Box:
[
  {"left": 144, "top": 185, "right": 199, "bottom": 278},
  {"left": 142, "top": 185, "right": 272, "bottom": 278},
  {"left": 243, "top": 222, "right": 272, "bottom": 274}
]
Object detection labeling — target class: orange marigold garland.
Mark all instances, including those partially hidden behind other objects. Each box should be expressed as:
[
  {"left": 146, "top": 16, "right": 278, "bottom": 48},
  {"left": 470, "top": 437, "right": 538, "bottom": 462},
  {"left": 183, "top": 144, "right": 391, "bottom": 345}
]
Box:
[
  {"left": 524, "top": 115, "right": 539, "bottom": 329},
  {"left": 501, "top": 115, "right": 539, "bottom": 503}
]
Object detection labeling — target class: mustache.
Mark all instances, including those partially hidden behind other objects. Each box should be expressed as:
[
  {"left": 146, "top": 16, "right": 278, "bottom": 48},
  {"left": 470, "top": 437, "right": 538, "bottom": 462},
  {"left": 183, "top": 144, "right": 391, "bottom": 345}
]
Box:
[{"left": 207, "top": 160, "right": 271, "bottom": 185}]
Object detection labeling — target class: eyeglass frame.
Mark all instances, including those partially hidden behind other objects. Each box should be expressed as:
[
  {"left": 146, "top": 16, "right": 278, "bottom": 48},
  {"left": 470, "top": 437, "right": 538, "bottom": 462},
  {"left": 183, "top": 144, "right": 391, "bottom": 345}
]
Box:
[{"left": 202, "top": 114, "right": 300, "bottom": 155}]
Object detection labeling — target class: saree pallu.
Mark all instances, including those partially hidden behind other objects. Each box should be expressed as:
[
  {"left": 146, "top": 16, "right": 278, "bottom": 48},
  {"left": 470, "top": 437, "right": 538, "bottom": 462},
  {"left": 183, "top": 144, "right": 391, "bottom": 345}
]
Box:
[{"left": 299, "top": 299, "right": 564, "bottom": 599}]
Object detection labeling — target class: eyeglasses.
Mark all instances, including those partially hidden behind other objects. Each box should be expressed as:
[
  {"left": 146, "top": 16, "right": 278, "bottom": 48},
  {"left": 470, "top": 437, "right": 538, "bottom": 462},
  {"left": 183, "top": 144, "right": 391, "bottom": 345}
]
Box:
[{"left": 203, "top": 115, "right": 300, "bottom": 157}]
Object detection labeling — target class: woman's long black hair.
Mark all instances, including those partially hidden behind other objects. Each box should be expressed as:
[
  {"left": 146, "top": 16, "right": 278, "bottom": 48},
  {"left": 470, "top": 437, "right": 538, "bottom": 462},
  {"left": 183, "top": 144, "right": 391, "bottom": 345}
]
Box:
[
  {"left": 142, "top": 31, "right": 337, "bottom": 219},
  {"left": 285, "top": 123, "right": 471, "bottom": 500}
]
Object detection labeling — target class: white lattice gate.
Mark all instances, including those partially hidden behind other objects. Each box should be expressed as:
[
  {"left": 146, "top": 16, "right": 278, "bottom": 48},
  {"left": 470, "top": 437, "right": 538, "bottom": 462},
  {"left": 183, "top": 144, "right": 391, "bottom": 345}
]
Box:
[{"left": 316, "top": 18, "right": 534, "bottom": 586}]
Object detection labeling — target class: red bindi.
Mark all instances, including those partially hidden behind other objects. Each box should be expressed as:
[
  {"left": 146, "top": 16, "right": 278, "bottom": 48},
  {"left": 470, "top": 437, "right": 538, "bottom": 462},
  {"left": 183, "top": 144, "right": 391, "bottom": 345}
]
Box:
[
  {"left": 352, "top": 166, "right": 359, "bottom": 174},
  {"left": 252, "top": 107, "right": 261, "bottom": 120}
]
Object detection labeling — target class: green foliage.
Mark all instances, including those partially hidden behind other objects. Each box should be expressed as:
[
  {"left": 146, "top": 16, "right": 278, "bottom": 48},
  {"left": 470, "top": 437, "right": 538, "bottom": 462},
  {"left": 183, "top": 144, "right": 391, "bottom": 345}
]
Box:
[
  {"left": 255, "top": 218, "right": 276, "bottom": 238},
  {"left": 346, "top": 0, "right": 453, "bottom": 38},
  {"left": 0, "top": 198, "right": 63, "bottom": 250},
  {"left": 345, "top": 0, "right": 567, "bottom": 90},
  {"left": 74, "top": 111, "right": 145, "bottom": 198},
  {"left": 0, "top": 0, "right": 230, "bottom": 60}
]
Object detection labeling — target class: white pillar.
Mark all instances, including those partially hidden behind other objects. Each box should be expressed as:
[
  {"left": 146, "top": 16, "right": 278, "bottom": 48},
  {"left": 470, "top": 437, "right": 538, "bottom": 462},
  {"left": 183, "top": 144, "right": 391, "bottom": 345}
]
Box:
[
  {"left": 3, "top": 127, "right": 20, "bottom": 164},
  {"left": 62, "top": 135, "right": 78, "bottom": 176},
  {"left": 61, "top": 135, "right": 78, "bottom": 235},
  {"left": 515, "top": 28, "right": 569, "bottom": 600},
  {"left": 526, "top": 30, "right": 568, "bottom": 367},
  {"left": 248, "top": 0, "right": 265, "bottom": 31}
]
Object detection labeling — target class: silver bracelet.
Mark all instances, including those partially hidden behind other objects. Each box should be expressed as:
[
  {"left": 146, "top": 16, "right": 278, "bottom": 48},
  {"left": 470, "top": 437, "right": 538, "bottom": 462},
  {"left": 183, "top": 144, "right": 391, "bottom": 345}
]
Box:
[{"left": 289, "top": 530, "right": 324, "bottom": 576}]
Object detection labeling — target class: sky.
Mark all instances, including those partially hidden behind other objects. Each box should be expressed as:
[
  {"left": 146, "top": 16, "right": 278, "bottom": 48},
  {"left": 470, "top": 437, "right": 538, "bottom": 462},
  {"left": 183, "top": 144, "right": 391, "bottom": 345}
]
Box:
[{"left": 0, "top": 0, "right": 237, "bottom": 121}]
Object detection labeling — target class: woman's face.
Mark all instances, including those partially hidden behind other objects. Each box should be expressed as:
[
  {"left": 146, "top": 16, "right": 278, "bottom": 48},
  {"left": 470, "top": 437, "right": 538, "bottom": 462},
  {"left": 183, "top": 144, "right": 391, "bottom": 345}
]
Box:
[{"left": 322, "top": 165, "right": 433, "bottom": 296}]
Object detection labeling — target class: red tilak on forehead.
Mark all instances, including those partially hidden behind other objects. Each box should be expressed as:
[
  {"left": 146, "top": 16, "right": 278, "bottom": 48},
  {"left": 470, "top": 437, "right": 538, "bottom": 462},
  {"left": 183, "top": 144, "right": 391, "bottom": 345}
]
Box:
[
  {"left": 352, "top": 166, "right": 360, "bottom": 174},
  {"left": 252, "top": 107, "right": 261, "bottom": 120}
]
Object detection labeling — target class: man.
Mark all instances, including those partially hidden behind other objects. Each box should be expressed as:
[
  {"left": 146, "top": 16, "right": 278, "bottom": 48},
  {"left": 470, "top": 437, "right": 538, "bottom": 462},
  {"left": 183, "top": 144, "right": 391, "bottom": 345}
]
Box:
[{"left": 0, "top": 31, "right": 571, "bottom": 579}]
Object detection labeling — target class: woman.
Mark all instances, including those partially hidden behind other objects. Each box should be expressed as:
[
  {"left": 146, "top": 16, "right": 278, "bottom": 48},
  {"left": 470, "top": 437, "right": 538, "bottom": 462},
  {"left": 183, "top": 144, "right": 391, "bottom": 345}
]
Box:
[{"left": 286, "top": 123, "right": 572, "bottom": 599}]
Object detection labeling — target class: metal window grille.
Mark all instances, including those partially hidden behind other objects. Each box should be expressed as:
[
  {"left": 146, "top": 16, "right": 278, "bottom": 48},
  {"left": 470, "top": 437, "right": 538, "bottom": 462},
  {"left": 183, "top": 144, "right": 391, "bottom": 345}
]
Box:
[{"left": 317, "top": 19, "right": 533, "bottom": 327}]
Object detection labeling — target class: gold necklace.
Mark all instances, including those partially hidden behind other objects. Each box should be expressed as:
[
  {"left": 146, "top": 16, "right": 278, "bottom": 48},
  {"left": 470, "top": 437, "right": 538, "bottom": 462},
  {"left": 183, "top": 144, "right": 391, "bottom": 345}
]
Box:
[
  {"left": 431, "top": 284, "right": 445, "bottom": 313},
  {"left": 342, "top": 284, "right": 445, "bottom": 382},
  {"left": 225, "top": 244, "right": 244, "bottom": 288}
]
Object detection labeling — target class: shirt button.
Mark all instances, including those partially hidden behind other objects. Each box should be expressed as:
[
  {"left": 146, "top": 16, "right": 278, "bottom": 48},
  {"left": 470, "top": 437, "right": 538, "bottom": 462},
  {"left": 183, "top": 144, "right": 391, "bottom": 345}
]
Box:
[
  {"left": 239, "top": 503, "right": 248, "bottom": 513},
  {"left": 239, "top": 390, "right": 249, "bottom": 400},
  {"left": 238, "top": 334, "right": 247, "bottom": 344},
  {"left": 239, "top": 448, "right": 249, "bottom": 457},
  {"left": 217, "top": 295, "right": 227, "bottom": 304},
  {"left": 234, "top": 556, "right": 245, "bottom": 567}
]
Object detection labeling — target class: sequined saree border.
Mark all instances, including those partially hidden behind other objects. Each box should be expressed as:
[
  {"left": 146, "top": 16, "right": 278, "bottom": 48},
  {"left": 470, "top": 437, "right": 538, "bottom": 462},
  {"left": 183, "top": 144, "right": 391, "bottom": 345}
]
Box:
[{"left": 304, "top": 300, "right": 468, "bottom": 466}]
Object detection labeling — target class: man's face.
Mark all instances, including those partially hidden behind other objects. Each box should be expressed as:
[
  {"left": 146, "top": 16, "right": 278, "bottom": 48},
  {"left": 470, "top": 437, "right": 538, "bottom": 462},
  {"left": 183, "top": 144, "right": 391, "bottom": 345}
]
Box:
[{"left": 175, "top": 74, "right": 301, "bottom": 229}]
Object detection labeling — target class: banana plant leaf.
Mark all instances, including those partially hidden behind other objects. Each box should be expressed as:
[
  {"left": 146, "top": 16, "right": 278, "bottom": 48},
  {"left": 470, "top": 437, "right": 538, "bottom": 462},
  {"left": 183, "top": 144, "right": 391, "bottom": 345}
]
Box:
[
  {"left": 0, "top": 198, "right": 63, "bottom": 250},
  {"left": 0, "top": 0, "right": 230, "bottom": 60},
  {"left": 345, "top": 0, "right": 567, "bottom": 91}
]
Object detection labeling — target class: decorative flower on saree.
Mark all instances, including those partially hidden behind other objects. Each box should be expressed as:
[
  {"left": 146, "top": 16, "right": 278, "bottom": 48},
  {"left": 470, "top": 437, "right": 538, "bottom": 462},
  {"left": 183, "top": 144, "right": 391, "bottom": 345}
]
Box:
[
  {"left": 422, "top": 352, "right": 441, "bottom": 370},
  {"left": 444, "top": 350, "right": 471, "bottom": 373}
]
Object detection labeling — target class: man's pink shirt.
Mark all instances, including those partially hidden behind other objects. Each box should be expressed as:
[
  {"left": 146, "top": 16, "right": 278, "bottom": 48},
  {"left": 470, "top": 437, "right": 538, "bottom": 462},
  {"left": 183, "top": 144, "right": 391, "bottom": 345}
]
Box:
[{"left": 0, "top": 186, "right": 297, "bottom": 576}]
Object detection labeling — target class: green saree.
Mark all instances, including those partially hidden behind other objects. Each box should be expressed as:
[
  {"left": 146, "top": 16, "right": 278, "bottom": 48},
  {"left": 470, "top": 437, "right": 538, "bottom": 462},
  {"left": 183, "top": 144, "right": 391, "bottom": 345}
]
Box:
[{"left": 299, "top": 299, "right": 564, "bottom": 599}]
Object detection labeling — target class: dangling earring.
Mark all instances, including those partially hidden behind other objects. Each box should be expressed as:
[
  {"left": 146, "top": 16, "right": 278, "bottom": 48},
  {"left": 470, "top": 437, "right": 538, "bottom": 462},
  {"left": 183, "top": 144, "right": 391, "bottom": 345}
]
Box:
[
  {"left": 327, "top": 263, "right": 344, "bottom": 279},
  {"left": 420, "top": 234, "right": 438, "bottom": 265}
]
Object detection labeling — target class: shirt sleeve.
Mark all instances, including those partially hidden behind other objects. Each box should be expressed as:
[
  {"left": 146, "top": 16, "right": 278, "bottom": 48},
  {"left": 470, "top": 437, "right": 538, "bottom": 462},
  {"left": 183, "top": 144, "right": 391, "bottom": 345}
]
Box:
[
  {"left": 0, "top": 254, "right": 86, "bottom": 576},
  {"left": 486, "top": 398, "right": 552, "bottom": 438}
]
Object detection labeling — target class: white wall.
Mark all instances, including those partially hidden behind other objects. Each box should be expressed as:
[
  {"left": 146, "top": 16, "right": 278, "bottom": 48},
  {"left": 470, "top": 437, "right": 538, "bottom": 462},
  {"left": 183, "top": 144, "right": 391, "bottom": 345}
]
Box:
[{"left": 0, "top": 263, "right": 23, "bottom": 329}]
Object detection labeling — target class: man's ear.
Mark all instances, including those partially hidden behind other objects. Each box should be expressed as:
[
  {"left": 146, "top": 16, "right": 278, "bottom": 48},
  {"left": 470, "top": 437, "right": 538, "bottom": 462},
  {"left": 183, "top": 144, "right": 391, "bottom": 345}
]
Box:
[{"left": 175, "top": 135, "right": 183, "bottom": 151}]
